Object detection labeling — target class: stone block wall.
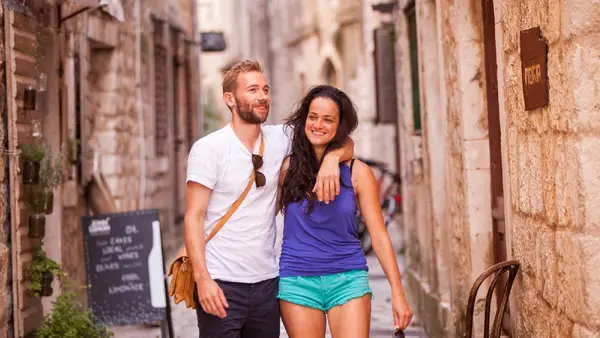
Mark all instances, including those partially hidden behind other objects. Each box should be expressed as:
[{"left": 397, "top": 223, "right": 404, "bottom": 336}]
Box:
[
  {"left": 80, "top": 0, "right": 198, "bottom": 255},
  {"left": 501, "top": 0, "right": 600, "bottom": 336},
  {"left": 0, "top": 5, "right": 10, "bottom": 337}
]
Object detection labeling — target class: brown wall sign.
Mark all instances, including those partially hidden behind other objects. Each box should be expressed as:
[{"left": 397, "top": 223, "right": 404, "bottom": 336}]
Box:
[{"left": 520, "top": 27, "right": 549, "bottom": 111}]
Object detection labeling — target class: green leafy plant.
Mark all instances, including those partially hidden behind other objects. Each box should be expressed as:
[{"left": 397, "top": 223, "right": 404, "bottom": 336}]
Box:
[
  {"left": 203, "top": 92, "right": 224, "bottom": 134},
  {"left": 27, "top": 149, "right": 63, "bottom": 213},
  {"left": 66, "top": 137, "right": 80, "bottom": 163},
  {"left": 19, "top": 143, "right": 47, "bottom": 163},
  {"left": 39, "top": 148, "right": 63, "bottom": 191},
  {"left": 26, "top": 247, "right": 64, "bottom": 297},
  {"left": 37, "top": 291, "right": 113, "bottom": 338}
]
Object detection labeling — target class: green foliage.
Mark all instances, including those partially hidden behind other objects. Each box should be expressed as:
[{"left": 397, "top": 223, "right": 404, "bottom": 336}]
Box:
[
  {"left": 27, "top": 149, "right": 63, "bottom": 213},
  {"left": 37, "top": 292, "right": 113, "bottom": 338},
  {"left": 19, "top": 143, "right": 47, "bottom": 163},
  {"left": 66, "top": 137, "right": 80, "bottom": 163},
  {"left": 203, "top": 90, "right": 224, "bottom": 134},
  {"left": 26, "top": 247, "right": 64, "bottom": 297},
  {"left": 27, "top": 148, "right": 63, "bottom": 213},
  {"left": 39, "top": 148, "right": 63, "bottom": 191}
]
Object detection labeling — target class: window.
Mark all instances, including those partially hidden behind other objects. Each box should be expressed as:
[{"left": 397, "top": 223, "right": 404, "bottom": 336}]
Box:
[
  {"left": 185, "top": 45, "right": 195, "bottom": 150},
  {"left": 153, "top": 22, "right": 168, "bottom": 157},
  {"left": 405, "top": 2, "right": 422, "bottom": 133},
  {"left": 373, "top": 23, "right": 398, "bottom": 124}
]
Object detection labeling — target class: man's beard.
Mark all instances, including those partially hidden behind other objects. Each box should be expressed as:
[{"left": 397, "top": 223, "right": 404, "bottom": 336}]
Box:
[{"left": 237, "top": 99, "right": 268, "bottom": 124}]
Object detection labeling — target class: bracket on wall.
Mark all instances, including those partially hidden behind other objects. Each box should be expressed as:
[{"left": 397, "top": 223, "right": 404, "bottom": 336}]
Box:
[
  {"left": 59, "top": 6, "right": 92, "bottom": 25},
  {"left": 58, "top": 0, "right": 124, "bottom": 25},
  {"left": 372, "top": 2, "right": 397, "bottom": 13}
]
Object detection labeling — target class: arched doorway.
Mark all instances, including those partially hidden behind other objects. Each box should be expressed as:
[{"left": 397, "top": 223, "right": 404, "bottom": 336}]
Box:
[{"left": 322, "top": 58, "right": 338, "bottom": 87}]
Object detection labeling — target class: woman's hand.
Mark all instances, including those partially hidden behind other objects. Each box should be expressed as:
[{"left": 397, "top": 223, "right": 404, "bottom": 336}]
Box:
[{"left": 392, "top": 293, "right": 413, "bottom": 331}]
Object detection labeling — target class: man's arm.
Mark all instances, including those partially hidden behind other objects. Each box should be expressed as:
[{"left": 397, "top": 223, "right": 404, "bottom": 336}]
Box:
[
  {"left": 184, "top": 181, "right": 229, "bottom": 318},
  {"left": 313, "top": 137, "right": 355, "bottom": 203}
]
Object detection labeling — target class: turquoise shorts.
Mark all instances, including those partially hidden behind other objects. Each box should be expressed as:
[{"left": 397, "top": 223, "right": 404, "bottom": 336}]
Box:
[{"left": 277, "top": 270, "right": 373, "bottom": 312}]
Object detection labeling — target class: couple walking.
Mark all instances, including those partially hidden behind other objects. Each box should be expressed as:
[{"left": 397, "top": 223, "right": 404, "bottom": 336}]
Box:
[{"left": 180, "top": 60, "right": 412, "bottom": 337}]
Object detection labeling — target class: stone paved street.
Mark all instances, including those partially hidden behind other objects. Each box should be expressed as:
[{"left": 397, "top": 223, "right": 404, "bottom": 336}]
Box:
[{"left": 110, "top": 218, "right": 427, "bottom": 338}]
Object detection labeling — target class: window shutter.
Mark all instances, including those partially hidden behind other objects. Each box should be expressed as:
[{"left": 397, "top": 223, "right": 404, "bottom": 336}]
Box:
[
  {"left": 373, "top": 23, "right": 398, "bottom": 124},
  {"left": 154, "top": 44, "right": 168, "bottom": 156}
]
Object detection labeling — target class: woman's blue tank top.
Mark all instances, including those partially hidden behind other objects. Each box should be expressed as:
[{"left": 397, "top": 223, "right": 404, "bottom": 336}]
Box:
[{"left": 279, "top": 163, "right": 368, "bottom": 277}]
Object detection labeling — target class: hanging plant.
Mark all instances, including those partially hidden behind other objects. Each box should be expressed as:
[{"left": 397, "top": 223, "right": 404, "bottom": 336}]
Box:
[
  {"left": 26, "top": 247, "right": 65, "bottom": 297},
  {"left": 66, "top": 137, "right": 80, "bottom": 165},
  {"left": 18, "top": 143, "right": 47, "bottom": 185},
  {"left": 28, "top": 212, "right": 46, "bottom": 238},
  {"left": 37, "top": 291, "right": 113, "bottom": 338},
  {"left": 37, "top": 149, "right": 63, "bottom": 214},
  {"left": 27, "top": 149, "right": 63, "bottom": 237}
]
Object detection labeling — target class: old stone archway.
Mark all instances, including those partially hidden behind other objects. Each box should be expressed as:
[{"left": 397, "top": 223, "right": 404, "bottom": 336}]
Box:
[{"left": 321, "top": 58, "right": 338, "bottom": 87}]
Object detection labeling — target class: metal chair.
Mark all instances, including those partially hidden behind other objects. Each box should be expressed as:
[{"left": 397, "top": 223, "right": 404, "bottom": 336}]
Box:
[{"left": 465, "top": 260, "right": 520, "bottom": 338}]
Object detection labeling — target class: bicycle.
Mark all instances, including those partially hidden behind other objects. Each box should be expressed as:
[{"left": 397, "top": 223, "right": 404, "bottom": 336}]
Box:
[{"left": 354, "top": 158, "right": 402, "bottom": 255}]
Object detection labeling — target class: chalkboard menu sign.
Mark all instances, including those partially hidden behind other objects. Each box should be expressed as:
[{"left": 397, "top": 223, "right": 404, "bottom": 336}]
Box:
[{"left": 82, "top": 209, "right": 167, "bottom": 326}]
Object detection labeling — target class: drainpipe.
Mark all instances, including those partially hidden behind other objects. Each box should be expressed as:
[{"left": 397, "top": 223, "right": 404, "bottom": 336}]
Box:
[
  {"left": 135, "top": 0, "right": 146, "bottom": 208},
  {"left": 193, "top": 0, "right": 204, "bottom": 137}
]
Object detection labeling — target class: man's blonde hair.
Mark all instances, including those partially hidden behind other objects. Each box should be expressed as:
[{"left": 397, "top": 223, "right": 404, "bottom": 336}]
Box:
[{"left": 222, "top": 60, "right": 264, "bottom": 93}]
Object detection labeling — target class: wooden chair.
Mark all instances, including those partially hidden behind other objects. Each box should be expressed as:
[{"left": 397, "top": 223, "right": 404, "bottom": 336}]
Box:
[{"left": 465, "top": 260, "right": 520, "bottom": 338}]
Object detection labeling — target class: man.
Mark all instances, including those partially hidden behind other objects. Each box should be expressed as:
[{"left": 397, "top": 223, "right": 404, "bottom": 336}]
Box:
[{"left": 184, "top": 60, "right": 354, "bottom": 338}]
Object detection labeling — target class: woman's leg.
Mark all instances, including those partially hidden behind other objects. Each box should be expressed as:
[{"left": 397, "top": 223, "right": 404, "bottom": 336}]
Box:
[
  {"left": 280, "top": 300, "right": 327, "bottom": 338},
  {"left": 326, "top": 294, "right": 371, "bottom": 338}
]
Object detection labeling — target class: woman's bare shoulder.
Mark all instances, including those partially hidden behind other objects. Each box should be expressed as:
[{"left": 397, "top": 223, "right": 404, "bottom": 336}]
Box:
[{"left": 345, "top": 159, "right": 372, "bottom": 176}]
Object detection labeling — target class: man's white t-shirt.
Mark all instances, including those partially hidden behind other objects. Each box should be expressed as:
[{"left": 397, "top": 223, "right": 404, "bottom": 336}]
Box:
[{"left": 186, "top": 123, "right": 292, "bottom": 283}]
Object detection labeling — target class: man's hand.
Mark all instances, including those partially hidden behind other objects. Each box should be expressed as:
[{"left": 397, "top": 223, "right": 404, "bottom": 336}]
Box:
[
  {"left": 313, "top": 154, "right": 341, "bottom": 204},
  {"left": 196, "top": 276, "right": 229, "bottom": 318}
]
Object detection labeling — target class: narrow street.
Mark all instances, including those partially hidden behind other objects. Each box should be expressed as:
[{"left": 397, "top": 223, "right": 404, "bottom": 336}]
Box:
[{"left": 110, "top": 218, "right": 427, "bottom": 338}]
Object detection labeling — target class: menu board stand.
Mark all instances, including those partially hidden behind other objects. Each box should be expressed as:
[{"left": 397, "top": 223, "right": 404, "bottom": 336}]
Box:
[{"left": 82, "top": 209, "right": 173, "bottom": 337}]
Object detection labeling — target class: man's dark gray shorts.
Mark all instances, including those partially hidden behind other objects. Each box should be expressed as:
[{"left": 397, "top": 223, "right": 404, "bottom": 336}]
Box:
[{"left": 194, "top": 277, "right": 280, "bottom": 338}]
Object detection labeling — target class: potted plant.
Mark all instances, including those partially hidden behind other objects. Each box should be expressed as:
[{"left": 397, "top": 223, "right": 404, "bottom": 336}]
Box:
[
  {"left": 26, "top": 247, "right": 64, "bottom": 297},
  {"left": 18, "top": 143, "right": 47, "bottom": 184},
  {"left": 65, "top": 136, "right": 80, "bottom": 180},
  {"left": 38, "top": 149, "right": 63, "bottom": 214},
  {"left": 66, "top": 137, "right": 80, "bottom": 165},
  {"left": 36, "top": 291, "right": 113, "bottom": 338},
  {"left": 26, "top": 150, "right": 62, "bottom": 237},
  {"left": 27, "top": 190, "right": 47, "bottom": 238}
]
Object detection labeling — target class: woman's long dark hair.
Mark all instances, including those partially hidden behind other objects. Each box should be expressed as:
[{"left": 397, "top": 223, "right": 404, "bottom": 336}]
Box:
[{"left": 280, "top": 85, "right": 358, "bottom": 214}]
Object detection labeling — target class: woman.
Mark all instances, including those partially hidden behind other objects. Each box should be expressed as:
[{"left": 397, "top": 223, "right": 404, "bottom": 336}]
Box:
[{"left": 277, "top": 85, "right": 413, "bottom": 338}]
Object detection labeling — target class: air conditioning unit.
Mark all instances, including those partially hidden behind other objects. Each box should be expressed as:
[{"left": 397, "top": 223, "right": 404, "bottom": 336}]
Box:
[{"left": 200, "top": 32, "right": 227, "bottom": 52}]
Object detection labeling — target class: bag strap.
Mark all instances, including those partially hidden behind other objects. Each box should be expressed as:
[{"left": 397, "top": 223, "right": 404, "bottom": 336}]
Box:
[{"left": 205, "top": 134, "right": 264, "bottom": 243}]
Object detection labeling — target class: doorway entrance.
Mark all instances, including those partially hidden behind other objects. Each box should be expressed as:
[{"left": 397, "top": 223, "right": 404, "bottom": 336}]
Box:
[{"left": 482, "top": 0, "right": 510, "bottom": 333}]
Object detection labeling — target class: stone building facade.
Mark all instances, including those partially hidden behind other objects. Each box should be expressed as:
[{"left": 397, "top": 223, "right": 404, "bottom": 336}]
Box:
[
  {"left": 0, "top": 6, "right": 9, "bottom": 338},
  {"left": 0, "top": 0, "right": 202, "bottom": 336},
  {"left": 265, "top": 0, "right": 400, "bottom": 169},
  {"left": 394, "top": 0, "right": 600, "bottom": 336}
]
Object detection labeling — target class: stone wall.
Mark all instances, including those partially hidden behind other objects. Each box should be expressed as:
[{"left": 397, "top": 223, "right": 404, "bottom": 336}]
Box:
[
  {"left": 501, "top": 0, "right": 600, "bottom": 336},
  {"left": 0, "top": 4, "right": 10, "bottom": 337},
  {"left": 77, "top": 0, "right": 198, "bottom": 256},
  {"left": 6, "top": 6, "right": 58, "bottom": 334},
  {"left": 399, "top": 0, "right": 600, "bottom": 336}
]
